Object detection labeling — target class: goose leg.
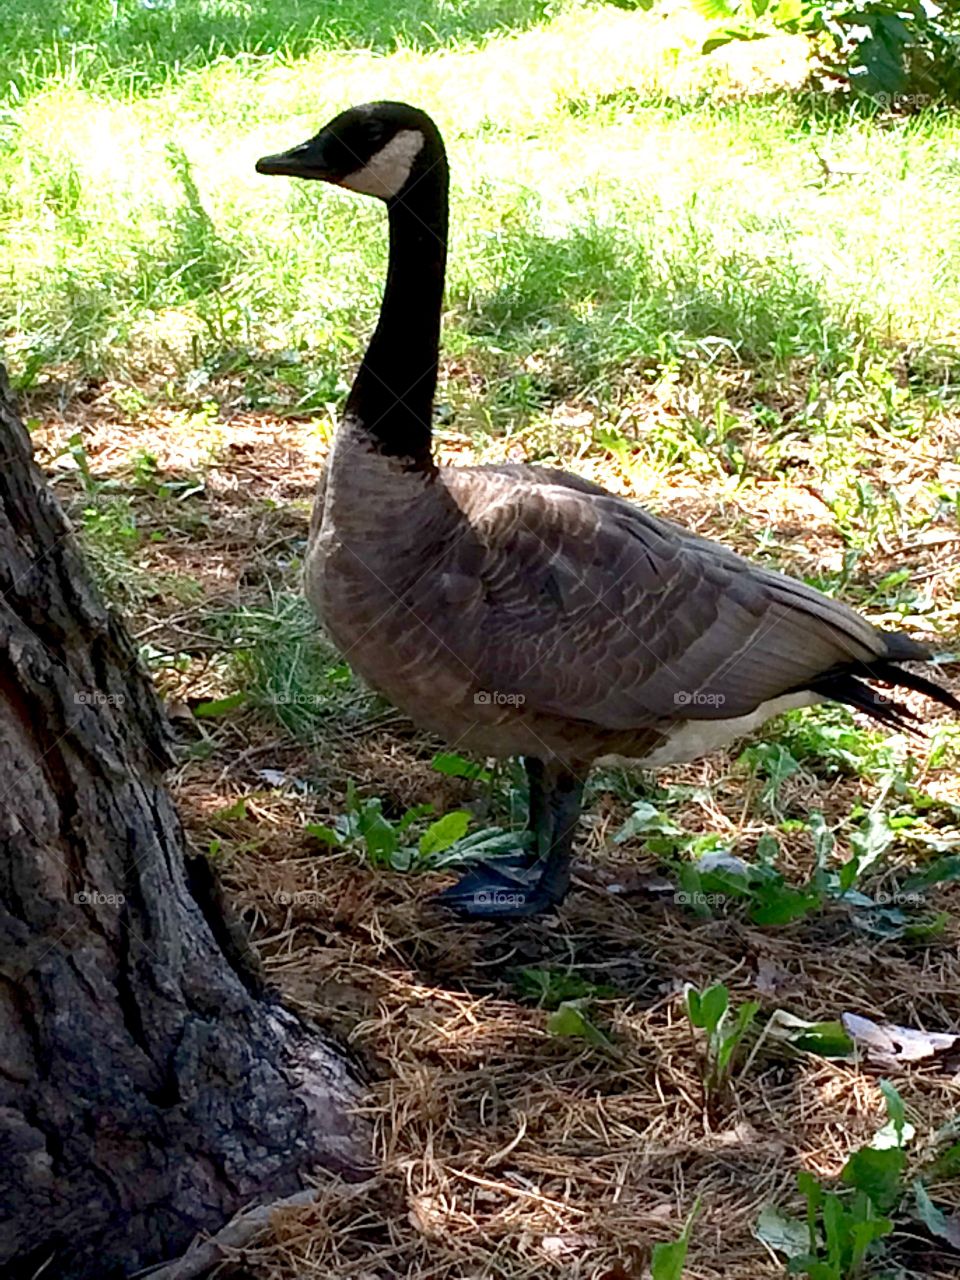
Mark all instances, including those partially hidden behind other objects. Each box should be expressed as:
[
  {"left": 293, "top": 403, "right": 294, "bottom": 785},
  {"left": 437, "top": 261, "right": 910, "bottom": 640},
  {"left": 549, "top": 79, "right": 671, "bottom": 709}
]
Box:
[{"left": 434, "top": 761, "right": 584, "bottom": 919}]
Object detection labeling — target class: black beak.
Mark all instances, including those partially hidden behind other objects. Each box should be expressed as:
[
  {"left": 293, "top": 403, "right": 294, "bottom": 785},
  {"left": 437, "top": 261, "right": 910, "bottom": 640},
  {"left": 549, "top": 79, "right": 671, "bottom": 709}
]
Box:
[{"left": 255, "top": 140, "right": 330, "bottom": 180}]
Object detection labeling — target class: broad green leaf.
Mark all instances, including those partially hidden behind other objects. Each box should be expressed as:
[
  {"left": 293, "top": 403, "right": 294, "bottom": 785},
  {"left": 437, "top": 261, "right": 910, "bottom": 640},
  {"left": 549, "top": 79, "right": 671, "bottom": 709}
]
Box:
[
  {"left": 717, "top": 1000, "right": 760, "bottom": 1072},
  {"left": 431, "top": 826, "right": 532, "bottom": 869},
  {"left": 651, "top": 1197, "right": 700, "bottom": 1280},
  {"left": 853, "top": 30, "right": 907, "bottom": 96},
  {"left": 703, "top": 25, "right": 770, "bottom": 52},
  {"left": 797, "top": 1170, "right": 822, "bottom": 1251},
  {"left": 880, "top": 1080, "right": 907, "bottom": 1146},
  {"left": 419, "top": 810, "right": 471, "bottom": 857},
  {"left": 359, "top": 808, "right": 399, "bottom": 865},
  {"left": 431, "top": 752, "right": 491, "bottom": 782},
  {"left": 903, "top": 912, "right": 949, "bottom": 940},
  {"left": 193, "top": 691, "right": 246, "bottom": 718},
  {"left": 847, "top": 1197, "right": 894, "bottom": 1264},
  {"left": 677, "top": 863, "right": 713, "bottom": 917},
  {"left": 808, "top": 811, "right": 834, "bottom": 867},
  {"left": 702, "top": 31, "right": 738, "bottom": 53},
  {"left": 742, "top": 741, "right": 800, "bottom": 811},
  {"left": 691, "top": 0, "right": 739, "bottom": 19},
  {"left": 650, "top": 1238, "right": 688, "bottom": 1280},
  {"left": 614, "top": 801, "right": 681, "bottom": 842},
  {"left": 304, "top": 823, "right": 340, "bottom": 847},
  {"left": 750, "top": 886, "right": 820, "bottom": 926},
  {"left": 396, "top": 803, "right": 435, "bottom": 834},
  {"left": 821, "top": 1192, "right": 846, "bottom": 1269},
  {"left": 772, "top": 0, "right": 803, "bottom": 21},
  {"left": 389, "top": 847, "right": 415, "bottom": 872},
  {"left": 547, "top": 1000, "right": 614, "bottom": 1049},
  {"left": 515, "top": 968, "right": 618, "bottom": 1009},
  {"left": 699, "top": 983, "right": 729, "bottom": 1034},
  {"left": 768, "top": 1011, "right": 854, "bottom": 1058},
  {"left": 756, "top": 831, "right": 781, "bottom": 863},
  {"left": 852, "top": 906, "right": 946, "bottom": 940},
  {"left": 210, "top": 796, "right": 247, "bottom": 823},
  {"left": 906, "top": 855, "right": 960, "bottom": 891},
  {"left": 698, "top": 868, "right": 752, "bottom": 901},
  {"left": 686, "top": 988, "right": 702, "bottom": 1025},
  {"left": 841, "top": 1146, "right": 906, "bottom": 1213},
  {"left": 849, "top": 812, "right": 894, "bottom": 876},
  {"left": 787, "top": 1259, "right": 838, "bottom": 1279}
]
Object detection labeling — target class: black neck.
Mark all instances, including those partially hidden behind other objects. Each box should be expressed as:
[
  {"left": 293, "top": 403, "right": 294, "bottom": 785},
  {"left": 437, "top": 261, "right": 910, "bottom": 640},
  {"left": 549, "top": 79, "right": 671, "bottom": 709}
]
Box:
[{"left": 344, "top": 154, "right": 448, "bottom": 471}]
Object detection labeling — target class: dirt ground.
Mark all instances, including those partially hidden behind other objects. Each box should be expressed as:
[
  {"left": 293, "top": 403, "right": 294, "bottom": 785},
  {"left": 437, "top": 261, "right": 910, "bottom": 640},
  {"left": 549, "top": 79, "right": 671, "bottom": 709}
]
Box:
[{"left": 29, "top": 379, "right": 960, "bottom": 1278}]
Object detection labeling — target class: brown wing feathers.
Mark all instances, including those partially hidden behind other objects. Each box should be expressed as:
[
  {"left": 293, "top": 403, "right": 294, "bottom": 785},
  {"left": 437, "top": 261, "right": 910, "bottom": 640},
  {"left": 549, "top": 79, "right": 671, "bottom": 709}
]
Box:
[{"left": 443, "top": 467, "right": 958, "bottom": 735}]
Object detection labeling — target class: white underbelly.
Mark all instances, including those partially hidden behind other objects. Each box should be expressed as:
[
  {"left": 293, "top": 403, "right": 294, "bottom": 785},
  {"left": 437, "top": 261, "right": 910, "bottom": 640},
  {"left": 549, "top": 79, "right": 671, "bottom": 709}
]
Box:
[{"left": 597, "top": 691, "right": 821, "bottom": 769}]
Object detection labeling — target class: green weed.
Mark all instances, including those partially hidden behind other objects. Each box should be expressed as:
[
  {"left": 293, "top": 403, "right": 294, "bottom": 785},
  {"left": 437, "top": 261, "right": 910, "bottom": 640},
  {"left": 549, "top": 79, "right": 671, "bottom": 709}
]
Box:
[
  {"left": 308, "top": 781, "right": 474, "bottom": 872},
  {"left": 759, "top": 1082, "right": 910, "bottom": 1278},
  {"left": 685, "top": 982, "right": 760, "bottom": 1100}
]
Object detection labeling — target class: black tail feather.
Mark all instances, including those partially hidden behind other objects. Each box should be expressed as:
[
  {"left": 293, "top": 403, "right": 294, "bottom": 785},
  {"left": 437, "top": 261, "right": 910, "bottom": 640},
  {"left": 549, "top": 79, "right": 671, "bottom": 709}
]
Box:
[
  {"left": 805, "top": 670, "right": 920, "bottom": 734},
  {"left": 871, "top": 660, "right": 960, "bottom": 714},
  {"left": 801, "top": 634, "right": 960, "bottom": 732}
]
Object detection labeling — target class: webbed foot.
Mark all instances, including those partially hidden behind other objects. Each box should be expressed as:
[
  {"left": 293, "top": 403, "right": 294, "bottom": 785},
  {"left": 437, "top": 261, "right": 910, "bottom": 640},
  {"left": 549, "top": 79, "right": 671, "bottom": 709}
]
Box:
[
  {"left": 433, "top": 853, "right": 565, "bottom": 919},
  {"left": 432, "top": 758, "right": 584, "bottom": 922}
]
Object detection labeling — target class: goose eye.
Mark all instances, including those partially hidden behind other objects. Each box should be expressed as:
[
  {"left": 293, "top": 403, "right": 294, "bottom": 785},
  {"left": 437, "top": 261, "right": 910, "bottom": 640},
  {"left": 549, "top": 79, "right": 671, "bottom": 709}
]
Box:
[{"left": 364, "top": 125, "right": 387, "bottom": 153}]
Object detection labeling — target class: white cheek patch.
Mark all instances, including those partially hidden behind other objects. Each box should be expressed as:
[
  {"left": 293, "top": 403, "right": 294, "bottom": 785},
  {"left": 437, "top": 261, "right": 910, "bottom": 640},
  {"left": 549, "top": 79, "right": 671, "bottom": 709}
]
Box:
[{"left": 340, "top": 129, "right": 425, "bottom": 199}]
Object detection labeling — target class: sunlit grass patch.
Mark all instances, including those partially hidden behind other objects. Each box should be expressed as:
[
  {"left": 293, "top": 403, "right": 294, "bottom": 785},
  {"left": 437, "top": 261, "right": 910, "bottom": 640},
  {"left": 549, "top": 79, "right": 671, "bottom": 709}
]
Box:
[
  {"left": 4, "top": 8, "right": 959, "bottom": 454},
  {"left": 204, "top": 590, "right": 381, "bottom": 739}
]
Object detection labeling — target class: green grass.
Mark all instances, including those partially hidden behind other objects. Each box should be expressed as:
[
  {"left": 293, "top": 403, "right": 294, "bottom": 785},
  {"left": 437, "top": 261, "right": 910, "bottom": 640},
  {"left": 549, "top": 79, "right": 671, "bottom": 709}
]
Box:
[
  {"left": 3, "top": 5, "right": 960, "bottom": 629},
  {"left": 0, "top": 0, "right": 558, "bottom": 94},
  {"left": 3, "top": 3, "right": 958, "bottom": 623},
  {"left": 204, "top": 591, "right": 382, "bottom": 739},
  {"left": 3, "top": 6, "right": 959, "bottom": 454}
]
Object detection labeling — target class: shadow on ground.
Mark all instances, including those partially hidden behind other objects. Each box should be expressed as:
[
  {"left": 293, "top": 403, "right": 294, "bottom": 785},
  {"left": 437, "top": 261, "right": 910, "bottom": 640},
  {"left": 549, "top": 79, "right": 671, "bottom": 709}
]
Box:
[{"left": 4, "top": 0, "right": 557, "bottom": 93}]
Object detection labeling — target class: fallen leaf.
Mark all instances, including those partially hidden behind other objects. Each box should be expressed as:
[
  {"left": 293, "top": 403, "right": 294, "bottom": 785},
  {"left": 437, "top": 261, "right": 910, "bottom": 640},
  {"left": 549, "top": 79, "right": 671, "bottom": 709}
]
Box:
[
  {"left": 754, "top": 956, "right": 791, "bottom": 996},
  {"left": 697, "top": 851, "right": 750, "bottom": 876},
  {"left": 256, "top": 768, "right": 307, "bottom": 791},
  {"left": 756, "top": 1204, "right": 809, "bottom": 1259},
  {"left": 841, "top": 1013, "right": 960, "bottom": 1067},
  {"left": 914, "top": 1182, "right": 960, "bottom": 1250}
]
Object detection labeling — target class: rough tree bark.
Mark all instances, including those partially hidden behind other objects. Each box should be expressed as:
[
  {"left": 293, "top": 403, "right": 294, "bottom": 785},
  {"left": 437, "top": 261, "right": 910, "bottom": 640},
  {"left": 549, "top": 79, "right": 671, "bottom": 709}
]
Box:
[{"left": 0, "top": 366, "right": 368, "bottom": 1279}]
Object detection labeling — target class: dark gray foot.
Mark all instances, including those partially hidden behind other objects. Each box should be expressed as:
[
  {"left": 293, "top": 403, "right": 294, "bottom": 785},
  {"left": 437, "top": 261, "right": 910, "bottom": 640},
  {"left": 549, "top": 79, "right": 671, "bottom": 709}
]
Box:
[
  {"left": 433, "top": 854, "right": 565, "bottom": 919},
  {"left": 433, "top": 758, "right": 583, "bottom": 921}
]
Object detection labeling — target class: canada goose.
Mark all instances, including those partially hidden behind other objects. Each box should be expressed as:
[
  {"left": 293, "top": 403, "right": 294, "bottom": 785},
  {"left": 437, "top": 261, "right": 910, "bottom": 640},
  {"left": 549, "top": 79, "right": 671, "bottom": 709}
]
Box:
[{"left": 257, "top": 102, "right": 960, "bottom": 920}]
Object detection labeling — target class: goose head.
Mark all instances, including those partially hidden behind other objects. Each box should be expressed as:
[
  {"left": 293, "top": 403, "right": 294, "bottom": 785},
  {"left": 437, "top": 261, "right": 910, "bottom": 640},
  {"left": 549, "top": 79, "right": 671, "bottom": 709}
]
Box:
[{"left": 256, "top": 100, "right": 441, "bottom": 203}]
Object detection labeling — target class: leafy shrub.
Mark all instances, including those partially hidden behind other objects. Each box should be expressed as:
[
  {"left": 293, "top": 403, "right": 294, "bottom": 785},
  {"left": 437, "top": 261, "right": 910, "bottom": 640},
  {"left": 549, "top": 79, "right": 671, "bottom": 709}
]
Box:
[{"left": 693, "top": 1, "right": 960, "bottom": 105}]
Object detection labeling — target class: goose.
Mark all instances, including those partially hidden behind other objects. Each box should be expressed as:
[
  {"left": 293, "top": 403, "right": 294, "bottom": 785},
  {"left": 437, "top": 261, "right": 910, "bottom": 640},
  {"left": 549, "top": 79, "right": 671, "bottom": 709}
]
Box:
[{"left": 256, "top": 101, "right": 960, "bottom": 920}]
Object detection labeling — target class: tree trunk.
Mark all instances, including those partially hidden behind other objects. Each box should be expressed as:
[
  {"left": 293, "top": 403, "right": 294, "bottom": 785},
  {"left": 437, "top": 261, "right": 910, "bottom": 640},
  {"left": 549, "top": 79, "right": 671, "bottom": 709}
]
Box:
[{"left": 0, "top": 366, "right": 368, "bottom": 1279}]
